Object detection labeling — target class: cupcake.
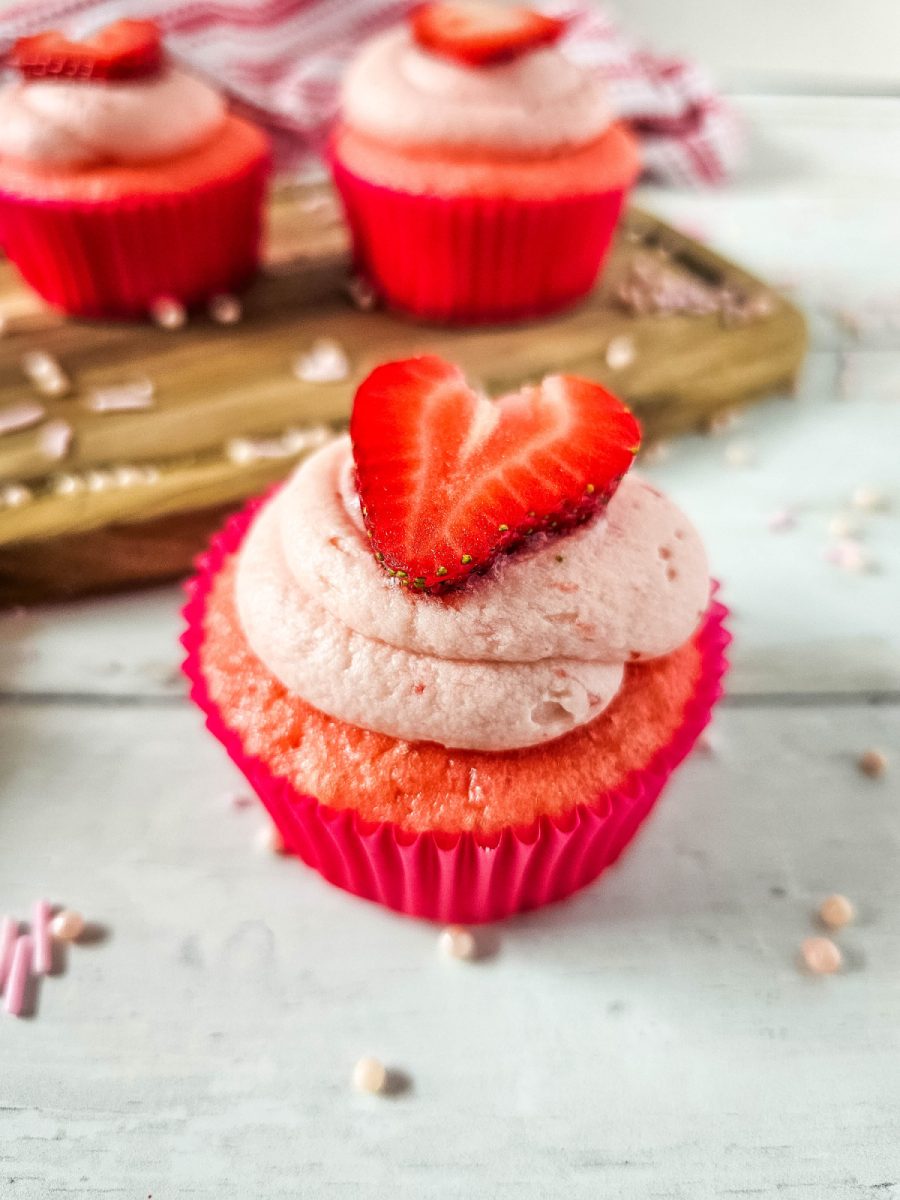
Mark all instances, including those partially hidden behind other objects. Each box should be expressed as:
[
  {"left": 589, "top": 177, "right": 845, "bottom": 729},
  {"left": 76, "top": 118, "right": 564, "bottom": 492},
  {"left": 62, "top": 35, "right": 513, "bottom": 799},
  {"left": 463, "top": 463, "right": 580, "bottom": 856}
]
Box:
[
  {"left": 330, "top": 2, "right": 640, "bottom": 323},
  {"left": 0, "top": 19, "right": 271, "bottom": 317},
  {"left": 183, "top": 356, "right": 728, "bottom": 922}
]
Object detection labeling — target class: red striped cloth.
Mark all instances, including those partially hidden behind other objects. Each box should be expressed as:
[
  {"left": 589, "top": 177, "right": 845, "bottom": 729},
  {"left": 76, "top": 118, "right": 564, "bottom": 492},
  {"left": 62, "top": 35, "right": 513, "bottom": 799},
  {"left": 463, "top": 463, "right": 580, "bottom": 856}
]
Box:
[{"left": 0, "top": 0, "right": 741, "bottom": 186}]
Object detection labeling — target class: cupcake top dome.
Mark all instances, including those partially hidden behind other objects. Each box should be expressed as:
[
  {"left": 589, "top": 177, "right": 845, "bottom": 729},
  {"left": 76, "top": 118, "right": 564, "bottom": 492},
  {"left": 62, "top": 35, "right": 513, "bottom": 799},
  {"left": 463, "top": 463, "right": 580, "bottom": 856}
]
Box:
[
  {"left": 0, "top": 20, "right": 225, "bottom": 169},
  {"left": 340, "top": 3, "right": 614, "bottom": 153}
]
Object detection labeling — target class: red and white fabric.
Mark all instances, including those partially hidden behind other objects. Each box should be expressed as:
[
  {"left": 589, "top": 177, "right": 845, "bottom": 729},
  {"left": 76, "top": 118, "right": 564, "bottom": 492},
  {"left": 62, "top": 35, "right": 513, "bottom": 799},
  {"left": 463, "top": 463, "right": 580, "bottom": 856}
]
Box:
[{"left": 0, "top": 0, "right": 741, "bottom": 186}]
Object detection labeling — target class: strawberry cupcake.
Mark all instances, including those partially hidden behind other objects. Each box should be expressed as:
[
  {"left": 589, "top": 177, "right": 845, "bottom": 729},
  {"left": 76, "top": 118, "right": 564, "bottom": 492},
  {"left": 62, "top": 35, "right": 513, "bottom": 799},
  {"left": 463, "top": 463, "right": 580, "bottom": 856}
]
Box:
[
  {"left": 183, "top": 356, "right": 728, "bottom": 922},
  {"left": 0, "top": 19, "right": 271, "bottom": 317},
  {"left": 330, "top": 2, "right": 640, "bottom": 323}
]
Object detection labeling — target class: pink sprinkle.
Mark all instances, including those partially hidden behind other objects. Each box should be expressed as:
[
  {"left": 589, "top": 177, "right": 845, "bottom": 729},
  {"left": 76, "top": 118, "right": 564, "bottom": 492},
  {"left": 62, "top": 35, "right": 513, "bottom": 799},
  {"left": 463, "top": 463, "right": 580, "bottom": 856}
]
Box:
[
  {"left": 0, "top": 916, "right": 18, "bottom": 989},
  {"left": 4, "top": 935, "right": 32, "bottom": 1016},
  {"left": 32, "top": 899, "right": 52, "bottom": 975},
  {"left": 767, "top": 509, "right": 796, "bottom": 532},
  {"left": 824, "top": 539, "right": 868, "bottom": 572}
]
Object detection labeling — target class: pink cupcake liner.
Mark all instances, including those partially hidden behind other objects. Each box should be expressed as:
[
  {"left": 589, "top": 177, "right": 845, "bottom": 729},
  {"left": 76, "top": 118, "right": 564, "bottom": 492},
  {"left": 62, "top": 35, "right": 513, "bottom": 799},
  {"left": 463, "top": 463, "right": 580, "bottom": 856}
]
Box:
[
  {"left": 182, "top": 496, "right": 730, "bottom": 923},
  {"left": 331, "top": 153, "right": 630, "bottom": 324},
  {"left": 0, "top": 150, "right": 270, "bottom": 318}
]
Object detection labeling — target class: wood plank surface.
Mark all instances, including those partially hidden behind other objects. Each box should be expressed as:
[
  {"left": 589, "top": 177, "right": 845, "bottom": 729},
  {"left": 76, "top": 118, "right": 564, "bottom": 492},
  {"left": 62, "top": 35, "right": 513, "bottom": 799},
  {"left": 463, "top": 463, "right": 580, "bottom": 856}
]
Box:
[{"left": 0, "top": 184, "right": 806, "bottom": 604}]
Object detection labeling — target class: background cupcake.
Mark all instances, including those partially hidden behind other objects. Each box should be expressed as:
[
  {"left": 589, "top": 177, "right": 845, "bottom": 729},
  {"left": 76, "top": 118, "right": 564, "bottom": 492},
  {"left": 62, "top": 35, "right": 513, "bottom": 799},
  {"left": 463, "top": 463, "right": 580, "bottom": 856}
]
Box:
[
  {"left": 330, "top": 2, "right": 640, "bottom": 323},
  {"left": 184, "top": 356, "right": 728, "bottom": 922},
  {"left": 0, "top": 19, "right": 271, "bottom": 317}
]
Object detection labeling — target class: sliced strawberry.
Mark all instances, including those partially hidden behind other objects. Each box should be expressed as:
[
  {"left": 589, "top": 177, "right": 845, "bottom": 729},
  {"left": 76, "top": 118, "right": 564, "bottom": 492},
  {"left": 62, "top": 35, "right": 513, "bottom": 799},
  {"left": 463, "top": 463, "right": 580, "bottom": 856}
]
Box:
[
  {"left": 350, "top": 356, "right": 641, "bottom": 592},
  {"left": 410, "top": 3, "right": 566, "bottom": 66},
  {"left": 11, "top": 20, "right": 163, "bottom": 82}
]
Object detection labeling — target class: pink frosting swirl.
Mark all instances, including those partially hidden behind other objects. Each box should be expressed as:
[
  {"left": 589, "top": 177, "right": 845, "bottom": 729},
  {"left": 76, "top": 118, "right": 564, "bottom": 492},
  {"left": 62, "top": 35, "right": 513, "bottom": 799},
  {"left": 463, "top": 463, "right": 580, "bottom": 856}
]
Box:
[
  {"left": 0, "top": 67, "right": 226, "bottom": 168},
  {"left": 340, "top": 27, "right": 613, "bottom": 153},
  {"left": 234, "top": 438, "right": 710, "bottom": 752}
]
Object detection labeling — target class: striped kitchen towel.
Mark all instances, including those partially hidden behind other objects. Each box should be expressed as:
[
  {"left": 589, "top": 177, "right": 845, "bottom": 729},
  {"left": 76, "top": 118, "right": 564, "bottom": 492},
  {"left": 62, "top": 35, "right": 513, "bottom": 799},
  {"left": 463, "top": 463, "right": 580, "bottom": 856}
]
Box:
[{"left": 0, "top": 0, "right": 741, "bottom": 185}]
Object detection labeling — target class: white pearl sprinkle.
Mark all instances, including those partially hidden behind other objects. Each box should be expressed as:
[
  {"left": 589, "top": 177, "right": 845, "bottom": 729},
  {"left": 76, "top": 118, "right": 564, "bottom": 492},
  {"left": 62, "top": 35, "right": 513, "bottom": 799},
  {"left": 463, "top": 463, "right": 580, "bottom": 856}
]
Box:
[
  {"left": 439, "top": 925, "right": 478, "bottom": 961},
  {"left": 150, "top": 297, "right": 187, "bottom": 330},
  {"left": 1, "top": 483, "right": 32, "bottom": 508},
  {"left": 724, "top": 441, "right": 754, "bottom": 468},
  {"left": 346, "top": 274, "right": 378, "bottom": 312},
  {"left": 827, "top": 514, "right": 859, "bottom": 539},
  {"left": 352, "top": 1056, "right": 387, "bottom": 1094},
  {"left": 851, "top": 486, "right": 889, "bottom": 512},
  {"left": 604, "top": 334, "right": 636, "bottom": 371},
  {"left": 86, "top": 469, "right": 114, "bottom": 493},
  {"left": 49, "top": 909, "right": 85, "bottom": 941},
  {"left": 293, "top": 338, "right": 350, "bottom": 384},
  {"left": 208, "top": 293, "right": 243, "bottom": 325},
  {"left": 52, "top": 473, "right": 85, "bottom": 496},
  {"left": 256, "top": 823, "right": 285, "bottom": 855},
  {"left": 818, "top": 894, "right": 855, "bottom": 930}
]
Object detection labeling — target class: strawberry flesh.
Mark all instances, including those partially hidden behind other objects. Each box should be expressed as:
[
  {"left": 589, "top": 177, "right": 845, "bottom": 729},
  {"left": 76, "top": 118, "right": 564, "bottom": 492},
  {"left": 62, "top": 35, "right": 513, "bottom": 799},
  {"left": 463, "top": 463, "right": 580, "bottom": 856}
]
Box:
[
  {"left": 350, "top": 356, "right": 641, "bottom": 593},
  {"left": 11, "top": 20, "right": 163, "bottom": 82},
  {"left": 410, "top": 3, "right": 566, "bottom": 67}
]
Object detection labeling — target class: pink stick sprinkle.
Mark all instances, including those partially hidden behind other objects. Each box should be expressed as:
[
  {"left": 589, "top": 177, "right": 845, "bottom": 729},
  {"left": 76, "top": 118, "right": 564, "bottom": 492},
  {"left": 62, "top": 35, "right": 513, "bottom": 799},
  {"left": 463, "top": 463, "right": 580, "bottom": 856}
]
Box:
[
  {"left": 5, "top": 935, "right": 32, "bottom": 1016},
  {"left": 0, "top": 916, "right": 18, "bottom": 990},
  {"left": 32, "top": 899, "right": 52, "bottom": 975}
]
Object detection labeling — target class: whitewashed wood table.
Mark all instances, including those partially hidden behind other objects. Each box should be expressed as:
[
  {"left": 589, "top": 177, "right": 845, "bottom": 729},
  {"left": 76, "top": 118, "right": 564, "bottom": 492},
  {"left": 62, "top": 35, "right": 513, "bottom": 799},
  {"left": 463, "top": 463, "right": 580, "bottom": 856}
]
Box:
[{"left": 2, "top": 96, "right": 899, "bottom": 1198}]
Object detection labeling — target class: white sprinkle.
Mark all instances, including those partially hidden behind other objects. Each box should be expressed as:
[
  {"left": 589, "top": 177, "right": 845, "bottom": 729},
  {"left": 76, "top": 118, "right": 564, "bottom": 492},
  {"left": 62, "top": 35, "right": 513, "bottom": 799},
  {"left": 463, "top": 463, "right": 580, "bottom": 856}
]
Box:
[
  {"left": 227, "top": 435, "right": 292, "bottom": 465},
  {"left": 851, "top": 486, "right": 889, "bottom": 512},
  {"left": 824, "top": 539, "right": 869, "bottom": 572},
  {"left": 150, "top": 297, "right": 187, "bottom": 330},
  {"left": 2, "top": 484, "right": 32, "bottom": 508},
  {"left": 256, "top": 823, "right": 285, "bottom": 855},
  {"left": 724, "top": 441, "right": 754, "bottom": 468},
  {"left": 352, "top": 1056, "right": 387, "bottom": 1094},
  {"left": 84, "top": 379, "right": 155, "bottom": 413},
  {"left": 827, "top": 514, "right": 859, "bottom": 539},
  {"left": 52, "top": 473, "right": 85, "bottom": 496},
  {"left": 0, "top": 401, "right": 46, "bottom": 436},
  {"left": 818, "top": 894, "right": 855, "bottom": 931},
  {"left": 709, "top": 408, "right": 743, "bottom": 436},
  {"left": 346, "top": 274, "right": 378, "bottom": 312},
  {"left": 858, "top": 748, "right": 888, "bottom": 779},
  {"left": 138, "top": 465, "right": 160, "bottom": 485},
  {"left": 293, "top": 338, "right": 350, "bottom": 384},
  {"left": 281, "top": 425, "right": 331, "bottom": 455},
  {"left": 604, "top": 334, "right": 636, "bottom": 371},
  {"left": 767, "top": 509, "right": 796, "bottom": 532},
  {"left": 86, "top": 469, "right": 114, "bottom": 493},
  {"left": 37, "top": 418, "right": 74, "bottom": 461},
  {"left": 641, "top": 441, "right": 671, "bottom": 465},
  {"left": 800, "top": 936, "right": 842, "bottom": 975},
  {"left": 22, "top": 351, "right": 70, "bottom": 397},
  {"left": 113, "top": 465, "right": 146, "bottom": 488},
  {"left": 49, "top": 909, "right": 85, "bottom": 941},
  {"left": 208, "top": 293, "right": 243, "bottom": 325},
  {"left": 439, "top": 925, "right": 478, "bottom": 961}
]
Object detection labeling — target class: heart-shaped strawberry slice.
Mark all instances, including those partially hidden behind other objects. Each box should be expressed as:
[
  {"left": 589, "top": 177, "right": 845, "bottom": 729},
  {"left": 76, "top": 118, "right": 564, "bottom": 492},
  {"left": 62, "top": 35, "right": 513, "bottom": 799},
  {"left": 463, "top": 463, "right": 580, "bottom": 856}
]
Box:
[
  {"left": 410, "top": 3, "right": 566, "bottom": 67},
  {"left": 11, "top": 19, "right": 163, "bottom": 82},
  {"left": 350, "top": 356, "right": 641, "bottom": 592}
]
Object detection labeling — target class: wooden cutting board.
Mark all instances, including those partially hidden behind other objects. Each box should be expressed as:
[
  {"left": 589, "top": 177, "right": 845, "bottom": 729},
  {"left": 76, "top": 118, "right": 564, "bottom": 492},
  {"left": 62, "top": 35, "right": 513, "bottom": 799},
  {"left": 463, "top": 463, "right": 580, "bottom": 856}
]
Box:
[{"left": 0, "top": 182, "right": 806, "bottom": 606}]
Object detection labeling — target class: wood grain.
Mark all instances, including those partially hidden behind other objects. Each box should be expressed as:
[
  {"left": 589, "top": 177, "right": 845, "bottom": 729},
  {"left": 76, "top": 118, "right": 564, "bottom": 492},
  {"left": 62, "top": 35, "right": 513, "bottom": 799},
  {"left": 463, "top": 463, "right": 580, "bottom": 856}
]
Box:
[{"left": 0, "top": 183, "right": 806, "bottom": 604}]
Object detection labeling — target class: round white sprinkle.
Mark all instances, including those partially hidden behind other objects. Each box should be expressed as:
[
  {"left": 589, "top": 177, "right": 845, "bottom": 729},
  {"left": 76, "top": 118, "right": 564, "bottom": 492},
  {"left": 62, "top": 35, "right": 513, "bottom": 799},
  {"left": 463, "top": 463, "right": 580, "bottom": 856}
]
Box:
[
  {"left": 827, "top": 514, "right": 859, "bottom": 539},
  {"left": 439, "top": 925, "right": 477, "bottom": 961},
  {"left": 858, "top": 748, "right": 888, "bottom": 778},
  {"left": 346, "top": 274, "right": 378, "bottom": 312},
  {"left": 37, "top": 418, "right": 74, "bottom": 462},
  {"left": 49, "top": 909, "right": 85, "bottom": 941},
  {"left": 352, "top": 1056, "right": 387, "bottom": 1094},
  {"left": 724, "top": 441, "right": 754, "bottom": 468},
  {"left": 256, "top": 823, "right": 285, "bottom": 855},
  {"left": 851, "top": 486, "right": 888, "bottom": 512},
  {"left": 52, "top": 473, "right": 85, "bottom": 496},
  {"left": 800, "top": 936, "right": 842, "bottom": 974},
  {"left": 293, "top": 338, "right": 350, "bottom": 384},
  {"left": 641, "top": 441, "right": 671, "bottom": 465},
  {"left": 86, "top": 469, "right": 114, "bottom": 493},
  {"left": 209, "top": 293, "right": 243, "bottom": 325},
  {"left": 818, "top": 894, "right": 855, "bottom": 930},
  {"left": 604, "top": 334, "right": 636, "bottom": 371},
  {"left": 113, "top": 465, "right": 146, "bottom": 488},
  {"left": 150, "top": 297, "right": 187, "bottom": 330},
  {"left": 709, "top": 408, "right": 742, "bottom": 435},
  {"left": 1, "top": 483, "right": 32, "bottom": 508}
]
